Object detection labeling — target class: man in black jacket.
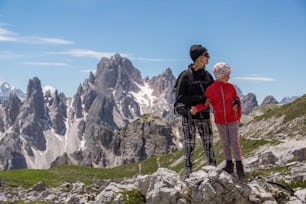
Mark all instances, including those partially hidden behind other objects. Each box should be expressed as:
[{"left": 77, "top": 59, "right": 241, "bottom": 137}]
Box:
[{"left": 177, "top": 44, "right": 216, "bottom": 179}]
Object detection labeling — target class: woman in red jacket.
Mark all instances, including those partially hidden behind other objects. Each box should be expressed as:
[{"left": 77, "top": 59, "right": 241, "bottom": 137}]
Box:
[{"left": 191, "top": 62, "right": 245, "bottom": 179}]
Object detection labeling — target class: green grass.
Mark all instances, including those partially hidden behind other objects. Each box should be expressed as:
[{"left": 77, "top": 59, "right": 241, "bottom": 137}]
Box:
[
  {"left": 0, "top": 169, "right": 57, "bottom": 187},
  {"left": 240, "top": 137, "right": 281, "bottom": 157},
  {"left": 289, "top": 180, "right": 306, "bottom": 189},
  {"left": 0, "top": 163, "right": 139, "bottom": 188},
  {"left": 111, "top": 189, "right": 146, "bottom": 204},
  {"left": 0, "top": 138, "right": 285, "bottom": 188},
  {"left": 140, "top": 113, "right": 152, "bottom": 120},
  {"left": 248, "top": 166, "right": 290, "bottom": 178},
  {"left": 255, "top": 94, "right": 306, "bottom": 123}
]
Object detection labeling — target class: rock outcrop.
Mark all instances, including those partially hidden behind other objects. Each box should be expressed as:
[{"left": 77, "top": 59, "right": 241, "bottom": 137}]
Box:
[
  {"left": 241, "top": 93, "right": 258, "bottom": 115},
  {"left": 2, "top": 166, "right": 306, "bottom": 203},
  {"left": 261, "top": 95, "right": 278, "bottom": 106}
]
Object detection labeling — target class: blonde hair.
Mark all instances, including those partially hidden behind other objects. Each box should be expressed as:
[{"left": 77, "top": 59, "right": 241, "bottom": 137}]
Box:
[{"left": 193, "top": 56, "right": 205, "bottom": 70}]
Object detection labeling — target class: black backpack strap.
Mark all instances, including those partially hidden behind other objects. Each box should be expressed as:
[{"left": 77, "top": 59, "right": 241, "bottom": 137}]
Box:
[
  {"left": 184, "top": 68, "right": 193, "bottom": 89},
  {"left": 173, "top": 68, "right": 193, "bottom": 115},
  {"left": 175, "top": 68, "right": 193, "bottom": 100}
]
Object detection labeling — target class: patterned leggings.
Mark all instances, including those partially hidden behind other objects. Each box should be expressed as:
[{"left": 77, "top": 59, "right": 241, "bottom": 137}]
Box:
[{"left": 182, "top": 115, "right": 216, "bottom": 177}]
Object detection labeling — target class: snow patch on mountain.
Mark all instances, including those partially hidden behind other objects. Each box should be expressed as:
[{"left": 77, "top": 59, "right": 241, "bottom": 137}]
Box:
[
  {"left": 43, "top": 85, "right": 56, "bottom": 95},
  {"left": 25, "top": 130, "right": 65, "bottom": 169},
  {"left": 130, "top": 81, "right": 156, "bottom": 114},
  {"left": 0, "top": 80, "right": 25, "bottom": 100},
  {"left": 23, "top": 121, "right": 83, "bottom": 169},
  {"left": 64, "top": 118, "right": 85, "bottom": 153}
]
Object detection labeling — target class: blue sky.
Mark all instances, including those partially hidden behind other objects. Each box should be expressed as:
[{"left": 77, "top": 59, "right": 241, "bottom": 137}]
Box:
[{"left": 0, "top": 0, "right": 305, "bottom": 103}]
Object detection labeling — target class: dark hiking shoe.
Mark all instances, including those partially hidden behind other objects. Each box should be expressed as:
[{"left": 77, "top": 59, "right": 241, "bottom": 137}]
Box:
[
  {"left": 222, "top": 160, "right": 234, "bottom": 174},
  {"left": 209, "top": 161, "right": 217, "bottom": 167},
  {"left": 236, "top": 160, "right": 245, "bottom": 180}
]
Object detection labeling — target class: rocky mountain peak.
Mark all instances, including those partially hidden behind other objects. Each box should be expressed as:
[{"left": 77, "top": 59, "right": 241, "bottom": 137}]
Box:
[
  {"left": 234, "top": 85, "right": 244, "bottom": 98},
  {"left": 94, "top": 54, "right": 143, "bottom": 93},
  {"left": 71, "top": 54, "right": 177, "bottom": 130},
  {"left": 164, "top": 67, "right": 174, "bottom": 77},
  {"left": 261, "top": 95, "right": 278, "bottom": 106},
  {"left": 26, "top": 77, "right": 42, "bottom": 98},
  {"left": 15, "top": 77, "right": 47, "bottom": 153},
  {"left": 88, "top": 71, "right": 95, "bottom": 84},
  {"left": 148, "top": 67, "right": 176, "bottom": 97},
  {"left": 4, "top": 93, "right": 22, "bottom": 126},
  {"left": 280, "top": 96, "right": 298, "bottom": 104},
  {"left": 24, "top": 77, "right": 45, "bottom": 120},
  {"left": 46, "top": 90, "right": 67, "bottom": 135},
  {"left": 0, "top": 81, "right": 25, "bottom": 101},
  {"left": 241, "top": 93, "right": 258, "bottom": 115}
]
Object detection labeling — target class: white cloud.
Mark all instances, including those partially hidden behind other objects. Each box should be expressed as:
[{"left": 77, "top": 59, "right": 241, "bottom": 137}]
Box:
[
  {"left": 55, "top": 49, "right": 128, "bottom": 59},
  {"left": 23, "top": 62, "right": 68, "bottom": 66},
  {"left": 34, "top": 37, "right": 74, "bottom": 45},
  {"left": 54, "top": 49, "right": 173, "bottom": 63},
  {"left": 130, "top": 56, "right": 179, "bottom": 62},
  {"left": 80, "top": 69, "right": 96, "bottom": 73},
  {"left": 0, "top": 35, "right": 16, "bottom": 41},
  {"left": 19, "top": 36, "right": 74, "bottom": 45},
  {"left": 0, "top": 24, "right": 73, "bottom": 44},
  {"left": 0, "top": 27, "right": 17, "bottom": 42},
  {"left": 1, "top": 25, "right": 173, "bottom": 62},
  {"left": 234, "top": 76, "right": 276, "bottom": 81}
]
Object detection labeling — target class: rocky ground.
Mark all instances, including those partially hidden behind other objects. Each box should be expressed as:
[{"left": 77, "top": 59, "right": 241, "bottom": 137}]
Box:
[{"left": 1, "top": 138, "right": 306, "bottom": 204}]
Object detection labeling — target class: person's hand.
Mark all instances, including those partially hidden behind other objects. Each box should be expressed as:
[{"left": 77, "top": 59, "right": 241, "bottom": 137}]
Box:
[
  {"left": 190, "top": 106, "right": 197, "bottom": 115},
  {"left": 175, "top": 104, "right": 188, "bottom": 116},
  {"left": 232, "top": 104, "right": 238, "bottom": 112},
  {"left": 205, "top": 98, "right": 211, "bottom": 105}
]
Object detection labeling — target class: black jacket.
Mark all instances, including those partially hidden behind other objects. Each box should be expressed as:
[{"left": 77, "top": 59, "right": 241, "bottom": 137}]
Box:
[{"left": 176, "top": 64, "right": 214, "bottom": 119}]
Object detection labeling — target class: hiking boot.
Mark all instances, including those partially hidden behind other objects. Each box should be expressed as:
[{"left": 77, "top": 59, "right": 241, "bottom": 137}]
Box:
[
  {"left": 209, "top": 159, "right": 217, "bottom": 167},
  {"left": 183, "top": 168, "right": 192, "bottom": 181},
  {"left": 236, "top": 160, "right": 245, "bottom": 180},
  {"left": 222, "top": 160, "right": 234, "bottom": 174}
]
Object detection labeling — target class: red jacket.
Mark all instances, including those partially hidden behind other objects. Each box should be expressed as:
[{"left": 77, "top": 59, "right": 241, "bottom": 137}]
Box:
[{"left": 196, "top": 81, "right": 241, "bottom": 124}]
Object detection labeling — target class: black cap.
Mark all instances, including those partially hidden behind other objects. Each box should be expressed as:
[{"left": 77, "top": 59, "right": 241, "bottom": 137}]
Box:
[{"left": 190, "top": 44, "right": 207, "bottom": 61}]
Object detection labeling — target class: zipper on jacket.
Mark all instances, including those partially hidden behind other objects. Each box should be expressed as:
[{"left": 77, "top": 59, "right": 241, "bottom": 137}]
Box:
[{"left": 220, "top": 85, "right": 227, "bottom": 124}]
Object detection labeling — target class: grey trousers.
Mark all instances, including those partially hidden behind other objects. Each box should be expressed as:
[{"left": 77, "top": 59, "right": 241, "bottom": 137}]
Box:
[
  {"left": 216, "top": 122, "right": 242, "bottom": 161},
  {"left": 182, "top": 115, "right": 216, "bottom": 177}
]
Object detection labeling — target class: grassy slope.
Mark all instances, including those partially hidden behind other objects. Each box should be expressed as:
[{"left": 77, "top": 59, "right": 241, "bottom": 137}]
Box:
[
  {"left": 0, "top": 138, "right": 278, "bottom": 188},
  {"left": 255, "top": 94, "right": 306, "bottom": 124}
]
